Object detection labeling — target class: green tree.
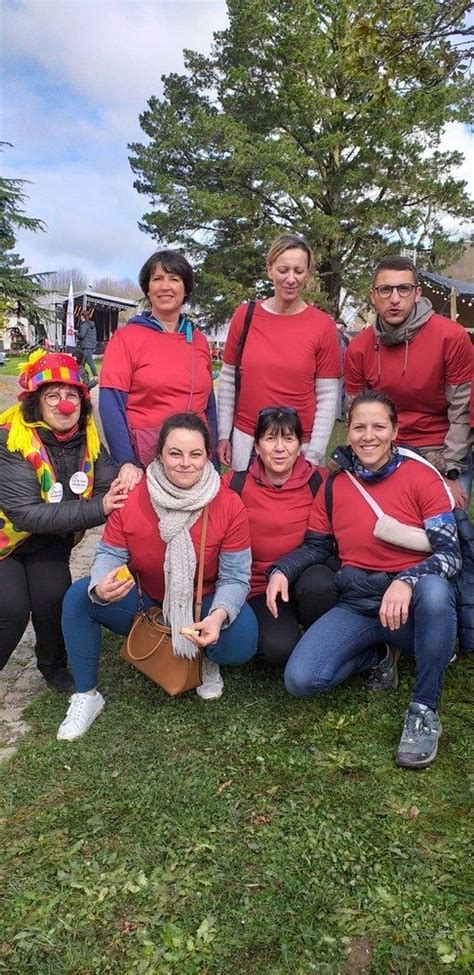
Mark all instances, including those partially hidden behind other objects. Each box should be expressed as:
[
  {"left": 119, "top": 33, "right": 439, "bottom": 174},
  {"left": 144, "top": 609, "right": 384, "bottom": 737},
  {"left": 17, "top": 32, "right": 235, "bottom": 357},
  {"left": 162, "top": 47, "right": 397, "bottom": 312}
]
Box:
[
  {"left": 130, "top": 0, "right": 473, "bottom": 322},
  {"left": 0, "top": 144, "right": 46, "bottom": 319}
]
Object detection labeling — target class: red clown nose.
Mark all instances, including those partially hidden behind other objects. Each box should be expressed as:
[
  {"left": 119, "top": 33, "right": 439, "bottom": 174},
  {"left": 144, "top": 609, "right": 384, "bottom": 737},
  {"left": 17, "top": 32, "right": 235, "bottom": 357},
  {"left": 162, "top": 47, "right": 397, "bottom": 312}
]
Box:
[{"left": 57, "top": 400, "right": 77, "bottom": 416}]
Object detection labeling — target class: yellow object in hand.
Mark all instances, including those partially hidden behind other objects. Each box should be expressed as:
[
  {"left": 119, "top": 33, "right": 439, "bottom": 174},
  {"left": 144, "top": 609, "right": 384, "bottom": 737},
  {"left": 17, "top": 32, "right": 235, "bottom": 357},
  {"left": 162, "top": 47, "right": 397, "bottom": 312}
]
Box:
[{"left": 115, "top": 565, "right": 134, "bottom": 583}]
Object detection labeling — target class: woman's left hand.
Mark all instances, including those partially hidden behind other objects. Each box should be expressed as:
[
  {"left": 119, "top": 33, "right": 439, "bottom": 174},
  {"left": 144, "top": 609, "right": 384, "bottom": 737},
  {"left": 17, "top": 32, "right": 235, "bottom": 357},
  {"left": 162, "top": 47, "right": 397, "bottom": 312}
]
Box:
[
  {"left": 182, "top": 608, "right": 228, "bottom": 648},
  {"left": 116, "top": 463, "right": 144, "bottom": 492},
  {"left": 379, "top": 580, "right": 412, "bottom": 630}
]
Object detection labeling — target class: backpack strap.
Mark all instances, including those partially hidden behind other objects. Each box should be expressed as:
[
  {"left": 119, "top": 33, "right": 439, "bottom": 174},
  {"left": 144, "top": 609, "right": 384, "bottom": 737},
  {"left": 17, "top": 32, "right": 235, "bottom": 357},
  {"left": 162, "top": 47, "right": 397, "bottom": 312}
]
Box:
[
  {"left": 324, "top": 473, "right": 337, "bottom": 527},
  {"left": 233, "top": 300, "right": 256, "bottom": 413},
  {"left": 308, "top": 470, "right": 323, "bottom": 498},
  {"left": 323, "top": 472, "right": 340, "bottom": 564},
  {"left": 231, "top": 467, "right": 322, "bottom": 499},
  {"left": 228, "top": 469, "right": 248, "bottom": 497}
]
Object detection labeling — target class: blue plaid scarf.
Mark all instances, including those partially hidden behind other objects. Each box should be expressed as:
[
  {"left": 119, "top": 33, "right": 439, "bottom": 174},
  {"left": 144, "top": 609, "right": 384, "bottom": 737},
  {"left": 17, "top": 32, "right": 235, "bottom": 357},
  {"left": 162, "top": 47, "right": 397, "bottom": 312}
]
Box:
[{"left": 351, "top": 445, "right": 402, "bottom": 483}]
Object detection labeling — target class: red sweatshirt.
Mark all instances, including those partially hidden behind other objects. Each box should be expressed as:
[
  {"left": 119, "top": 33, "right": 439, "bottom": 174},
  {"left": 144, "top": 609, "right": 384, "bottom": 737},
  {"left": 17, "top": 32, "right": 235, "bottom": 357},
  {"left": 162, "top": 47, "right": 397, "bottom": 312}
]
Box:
[
  {"left": 104, "top": 480, "right": 249, "bottom": 603},
  {"left": 310, "top": 460, "right": 452, "bottom": 573},
  {"left": 223, "top": 455, "right": 327, "bottom": 596},
  {"left": 344, "top": 314, "right": 472, "bottom": 447},
  {"left": 223, "top": 301, "right": 340, "bottom": 440}
]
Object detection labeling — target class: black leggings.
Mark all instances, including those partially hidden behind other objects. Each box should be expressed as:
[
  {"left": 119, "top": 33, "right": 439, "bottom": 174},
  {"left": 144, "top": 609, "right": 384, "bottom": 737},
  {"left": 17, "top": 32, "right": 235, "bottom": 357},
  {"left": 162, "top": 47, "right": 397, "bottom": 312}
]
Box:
[
  {"left": 0, "top": 539, "right": 72, "bottom": 675},
  {"left": 249, "top": 564, "right": 339, "bottom": 668}
]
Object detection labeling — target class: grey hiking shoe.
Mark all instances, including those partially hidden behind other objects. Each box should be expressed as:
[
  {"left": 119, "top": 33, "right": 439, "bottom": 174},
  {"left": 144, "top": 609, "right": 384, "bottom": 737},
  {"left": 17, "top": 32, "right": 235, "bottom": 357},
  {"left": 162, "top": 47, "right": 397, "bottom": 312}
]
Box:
[
  {"left": 395, "top": 702, "right": 442, "bottom": 769},
  {"left": 363, "top": 645, "right": 400, "bottom": 691}
]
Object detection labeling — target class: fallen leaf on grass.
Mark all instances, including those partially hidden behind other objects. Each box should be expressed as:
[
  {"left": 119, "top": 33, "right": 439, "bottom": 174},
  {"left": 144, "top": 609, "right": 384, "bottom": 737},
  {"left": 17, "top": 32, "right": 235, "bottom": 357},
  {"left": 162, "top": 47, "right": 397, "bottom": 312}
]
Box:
[
  {"left": 217, "top": 779, "right": 233, "bottom": 794},
  {"left": 121, "top": 919, "right": 139, "bottom": 934},
  {"left": 250, "top": 812, "right": 272, "bottom": 825},
  {"left": 392, "top": 804, "right": 421, "bottom": 819}
]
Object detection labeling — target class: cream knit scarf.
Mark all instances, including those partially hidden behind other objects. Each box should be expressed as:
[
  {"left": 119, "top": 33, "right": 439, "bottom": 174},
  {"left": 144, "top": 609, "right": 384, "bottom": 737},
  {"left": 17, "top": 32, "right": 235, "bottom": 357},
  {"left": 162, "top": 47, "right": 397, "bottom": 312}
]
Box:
[{"left": 146, "top": 459, "right": 221, "bottom": 658}]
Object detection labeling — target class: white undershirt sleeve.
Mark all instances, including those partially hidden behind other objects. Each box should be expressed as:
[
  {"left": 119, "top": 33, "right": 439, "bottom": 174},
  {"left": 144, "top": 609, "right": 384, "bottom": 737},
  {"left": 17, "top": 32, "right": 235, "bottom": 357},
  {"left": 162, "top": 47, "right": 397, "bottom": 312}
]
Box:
[
  {"left": 302, "top": 377, "right": 339, "bottom": 465},
  {"left": 217, "top": 363, "right": 236, "bottom": 440}
]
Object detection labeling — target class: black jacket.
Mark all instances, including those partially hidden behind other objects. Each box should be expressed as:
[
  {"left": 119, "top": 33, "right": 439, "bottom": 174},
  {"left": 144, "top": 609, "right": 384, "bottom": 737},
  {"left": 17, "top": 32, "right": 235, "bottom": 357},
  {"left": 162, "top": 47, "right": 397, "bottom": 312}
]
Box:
[
  {"left": 454, "top": 508, "right": 474, "bottom": 652},
  {"left": 0, "top": 426, "right": 117, "bottom": 553},
  {"left": 78, "top": 320, "right": 97, "bottom": 350}
]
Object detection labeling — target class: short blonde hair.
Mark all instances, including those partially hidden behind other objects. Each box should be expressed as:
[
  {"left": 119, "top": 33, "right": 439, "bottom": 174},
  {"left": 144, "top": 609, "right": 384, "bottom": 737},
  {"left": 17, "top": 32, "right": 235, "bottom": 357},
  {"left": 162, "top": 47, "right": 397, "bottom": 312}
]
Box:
[{"left": 266, "top": 233, "right": 313, "bottom": 271}]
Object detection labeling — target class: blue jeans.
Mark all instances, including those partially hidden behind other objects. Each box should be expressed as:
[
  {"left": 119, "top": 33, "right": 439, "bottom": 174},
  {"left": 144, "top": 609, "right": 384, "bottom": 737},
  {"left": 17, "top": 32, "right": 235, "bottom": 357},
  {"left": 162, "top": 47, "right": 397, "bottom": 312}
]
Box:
[
  {"left": 62, "top": 577, "right": 258, "bottom": 693},
  {"left": 284, "top": 574, "right": 457, "bottom": 711}
]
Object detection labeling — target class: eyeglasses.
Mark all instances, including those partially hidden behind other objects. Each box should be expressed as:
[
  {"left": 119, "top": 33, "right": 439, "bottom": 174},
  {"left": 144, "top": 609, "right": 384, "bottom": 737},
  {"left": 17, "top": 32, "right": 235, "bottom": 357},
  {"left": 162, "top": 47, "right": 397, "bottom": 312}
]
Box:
[
  {"left": 258, "top": 406, "right": 298, "bottom": 418},
  {"left": 373, "top": 283, "right": 418, "bottom": 298},
  {"left": 43, "top": 390, "right": 81, "bottom": 406}
]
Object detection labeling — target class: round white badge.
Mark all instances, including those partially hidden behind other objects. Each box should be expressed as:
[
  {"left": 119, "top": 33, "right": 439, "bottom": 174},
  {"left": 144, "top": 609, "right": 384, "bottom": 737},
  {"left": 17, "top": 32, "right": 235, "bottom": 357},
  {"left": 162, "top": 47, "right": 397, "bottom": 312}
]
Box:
[
  {"left": 48, "top": 482, "right": 63, "bottom": 503},
  {"left": 69, "top": 471, "right": 89, "bottom": 495}
]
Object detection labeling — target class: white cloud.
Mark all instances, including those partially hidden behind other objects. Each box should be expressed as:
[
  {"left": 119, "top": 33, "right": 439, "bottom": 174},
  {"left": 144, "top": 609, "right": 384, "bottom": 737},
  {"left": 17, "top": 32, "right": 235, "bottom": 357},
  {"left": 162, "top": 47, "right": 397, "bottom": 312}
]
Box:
[
  {"left": 4, "top": 1, "right": 226, "bottom": 112},
  {"left": 2, "top": 1, "right": 473, "bottom": 285},
  {"left": 2, "top": 0, "right": 228, "bottom": 280},
  {"left": 3, "top": 157, "right": 154, "bottom": 281},
  {"left": 437, "top": 122, "right": 474, "bottom": 235}
]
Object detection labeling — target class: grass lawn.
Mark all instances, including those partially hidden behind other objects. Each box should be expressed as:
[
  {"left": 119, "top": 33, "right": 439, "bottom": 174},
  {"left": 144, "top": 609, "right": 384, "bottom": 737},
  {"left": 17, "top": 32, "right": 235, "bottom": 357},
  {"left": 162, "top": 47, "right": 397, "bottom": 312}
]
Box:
[
  {"left": 0, "top": 356, "right": 30, "bottom": 376},
  {"left": 1, "top": 654, "right": 472, "bottom": 974},
  {"left": 0, "top": 356, "right": 103, "bottom": 377},
  {"left": 1, "top": 426, "right": 473, "bottom": 974}
]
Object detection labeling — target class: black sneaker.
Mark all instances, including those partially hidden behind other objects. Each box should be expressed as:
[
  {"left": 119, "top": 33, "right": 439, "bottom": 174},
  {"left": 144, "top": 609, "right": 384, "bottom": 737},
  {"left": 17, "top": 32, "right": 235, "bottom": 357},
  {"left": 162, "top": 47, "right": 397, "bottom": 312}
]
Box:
[
  {"left": 395, "top": 702, "right": 442, "bottom": 769},
  {"left": 45, "top": 668, "right": 75, "bottom": 694},
  {"left": 363, "top": 645, "right": 400, "bottom": 691}
]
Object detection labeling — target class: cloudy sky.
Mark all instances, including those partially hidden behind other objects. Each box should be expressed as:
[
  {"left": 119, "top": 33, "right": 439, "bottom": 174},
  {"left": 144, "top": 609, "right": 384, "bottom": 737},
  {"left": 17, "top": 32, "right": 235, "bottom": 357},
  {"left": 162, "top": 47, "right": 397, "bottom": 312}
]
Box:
[
  {"left": 2, "top": 0, "right": 228, "bottom": 284},
  {"left": 2, "top": 0, "right": 473, "bottom": 288}
]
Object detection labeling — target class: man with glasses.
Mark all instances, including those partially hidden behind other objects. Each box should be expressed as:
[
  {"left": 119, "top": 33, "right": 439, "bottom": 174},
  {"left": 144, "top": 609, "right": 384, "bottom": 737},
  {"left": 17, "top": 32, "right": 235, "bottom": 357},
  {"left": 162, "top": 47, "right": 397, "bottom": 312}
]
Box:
[{"left": 344, "top": 256, "right": 472, "bottom": 509}]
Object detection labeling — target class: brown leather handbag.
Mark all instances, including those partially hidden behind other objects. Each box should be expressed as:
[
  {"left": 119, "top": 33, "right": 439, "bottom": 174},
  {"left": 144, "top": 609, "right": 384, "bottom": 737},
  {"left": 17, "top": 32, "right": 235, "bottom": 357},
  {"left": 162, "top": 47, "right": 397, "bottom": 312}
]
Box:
[{"left": 120, "top": 507, "right": 208, "bottom": 696}]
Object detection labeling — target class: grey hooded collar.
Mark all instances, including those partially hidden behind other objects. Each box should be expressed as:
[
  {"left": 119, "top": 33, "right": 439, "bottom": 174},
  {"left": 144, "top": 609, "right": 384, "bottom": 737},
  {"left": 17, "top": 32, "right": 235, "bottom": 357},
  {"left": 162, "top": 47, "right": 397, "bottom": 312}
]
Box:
[{"left": 374, "top": 296, "right": 434, "bottom": 347}]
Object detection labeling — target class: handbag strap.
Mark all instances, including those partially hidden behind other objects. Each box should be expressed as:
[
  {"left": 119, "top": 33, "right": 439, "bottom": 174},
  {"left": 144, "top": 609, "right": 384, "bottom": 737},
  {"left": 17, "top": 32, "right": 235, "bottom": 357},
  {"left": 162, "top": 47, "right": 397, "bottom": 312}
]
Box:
[
  {"left": 194, "top": 504, "right": 209, "bottom": 624},
  {"left": 344, "top": 471, "right": 385, "bottom": 518},
  {"left": 126, "top": 609, "right": 169, "bottom": 660}
]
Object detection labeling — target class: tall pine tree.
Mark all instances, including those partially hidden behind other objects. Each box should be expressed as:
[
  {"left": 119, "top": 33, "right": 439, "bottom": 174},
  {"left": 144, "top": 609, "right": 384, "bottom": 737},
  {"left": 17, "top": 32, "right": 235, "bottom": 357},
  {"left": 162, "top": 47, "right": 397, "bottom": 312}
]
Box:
[
  {"left": 0, "top": 144, "right": 46, "bottom": 319},
  {"left": 130, "top": 0, "right": 473, "bottom": 321}
]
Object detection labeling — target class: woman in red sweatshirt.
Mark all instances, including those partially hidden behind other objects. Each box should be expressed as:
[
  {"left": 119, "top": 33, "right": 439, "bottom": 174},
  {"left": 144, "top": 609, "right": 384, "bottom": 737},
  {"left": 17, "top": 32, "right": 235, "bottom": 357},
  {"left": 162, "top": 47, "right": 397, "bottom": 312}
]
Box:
[{"left": 222, "top": 406, "right": 338, "bottom": 666}]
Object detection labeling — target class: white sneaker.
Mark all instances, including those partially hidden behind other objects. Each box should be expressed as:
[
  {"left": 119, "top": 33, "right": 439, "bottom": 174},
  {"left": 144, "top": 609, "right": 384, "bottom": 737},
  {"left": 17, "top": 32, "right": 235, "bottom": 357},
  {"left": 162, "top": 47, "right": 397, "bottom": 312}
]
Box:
[
  {"left": 56, "top": 692, "right": 105, "bottom": 741},
  {"left": 196, "top": 658, "right": 224, "bottom": 700}
]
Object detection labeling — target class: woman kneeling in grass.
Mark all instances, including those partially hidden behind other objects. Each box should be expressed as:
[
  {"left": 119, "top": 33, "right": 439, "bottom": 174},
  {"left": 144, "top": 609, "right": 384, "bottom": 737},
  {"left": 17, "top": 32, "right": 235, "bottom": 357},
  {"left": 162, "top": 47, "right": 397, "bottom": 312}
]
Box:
[
  {"left": 57, "top": 413, "right": 258, "bottom": 741},
  {"left": 223, "top": 405, "right": 338, "bottom": 667},
  {"left": 267, "top": 391, "right": 461, "bottom": 769}
]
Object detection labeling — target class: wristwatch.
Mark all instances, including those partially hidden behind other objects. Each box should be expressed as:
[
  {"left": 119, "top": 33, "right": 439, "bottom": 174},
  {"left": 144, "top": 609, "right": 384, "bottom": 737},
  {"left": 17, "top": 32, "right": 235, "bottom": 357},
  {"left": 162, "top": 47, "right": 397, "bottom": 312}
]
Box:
[{"left": 445, "top": 469, "right": 460, "bottom": 481}]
